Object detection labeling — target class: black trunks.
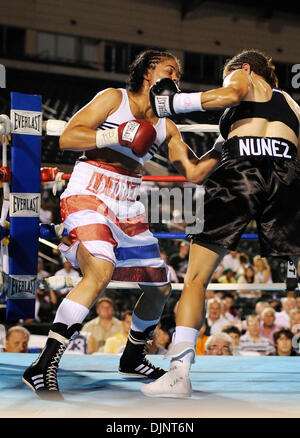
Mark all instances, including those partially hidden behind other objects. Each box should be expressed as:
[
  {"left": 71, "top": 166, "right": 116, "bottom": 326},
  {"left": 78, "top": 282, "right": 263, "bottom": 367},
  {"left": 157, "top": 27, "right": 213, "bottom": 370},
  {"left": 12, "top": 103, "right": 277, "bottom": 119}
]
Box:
[{"left": 188, "top": 136, "right": 300, "bottom": 260}]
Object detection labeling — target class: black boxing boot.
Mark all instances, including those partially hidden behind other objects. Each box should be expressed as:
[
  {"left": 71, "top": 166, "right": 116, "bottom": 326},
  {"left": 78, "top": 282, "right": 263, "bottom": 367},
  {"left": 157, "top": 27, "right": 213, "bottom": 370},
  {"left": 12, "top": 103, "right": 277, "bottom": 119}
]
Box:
[
  {"left": 119, "top": 325, "right": 165, "bottom": 379},
  {"left": 22, "top": 322, "right": 81, "bottom": 401}
]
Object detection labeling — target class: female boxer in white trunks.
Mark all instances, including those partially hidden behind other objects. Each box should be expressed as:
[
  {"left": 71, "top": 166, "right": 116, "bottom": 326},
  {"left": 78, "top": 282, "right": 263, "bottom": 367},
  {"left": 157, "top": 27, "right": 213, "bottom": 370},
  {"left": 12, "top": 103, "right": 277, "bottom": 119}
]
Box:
[
  {"left": 143, "top": 49, "right": 300, "bottom": 398},
  {"left": 23, "top": 49, "right": 220, "bottom": 399}
]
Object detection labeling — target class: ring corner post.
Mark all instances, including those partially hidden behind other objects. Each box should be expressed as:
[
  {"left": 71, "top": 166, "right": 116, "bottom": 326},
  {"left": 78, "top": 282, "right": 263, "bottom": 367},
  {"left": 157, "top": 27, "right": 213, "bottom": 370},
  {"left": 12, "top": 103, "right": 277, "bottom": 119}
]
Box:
[{"left": 6, "top": 92, "right": 42, "bottom": 320}]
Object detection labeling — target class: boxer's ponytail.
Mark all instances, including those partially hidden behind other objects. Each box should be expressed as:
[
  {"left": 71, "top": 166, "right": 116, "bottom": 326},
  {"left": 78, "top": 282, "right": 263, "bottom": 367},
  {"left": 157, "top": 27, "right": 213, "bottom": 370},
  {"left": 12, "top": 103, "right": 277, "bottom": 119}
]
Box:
[{"left": 224, "top": 49, "right": 278, "bottom": 88}]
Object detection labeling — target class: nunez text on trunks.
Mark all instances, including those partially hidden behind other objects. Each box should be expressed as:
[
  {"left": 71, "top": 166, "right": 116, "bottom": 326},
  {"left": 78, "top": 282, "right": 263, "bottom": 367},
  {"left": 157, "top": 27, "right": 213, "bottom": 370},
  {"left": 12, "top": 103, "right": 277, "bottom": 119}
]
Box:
[{"left": 238, "top": 137, "right": 292, "bottom": 159}]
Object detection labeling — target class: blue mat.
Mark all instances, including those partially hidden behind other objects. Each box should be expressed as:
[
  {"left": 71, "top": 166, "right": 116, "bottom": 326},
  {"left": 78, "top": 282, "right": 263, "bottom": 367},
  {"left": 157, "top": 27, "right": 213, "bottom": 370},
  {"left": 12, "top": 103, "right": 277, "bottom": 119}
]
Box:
[{"left": 0, "top": 353, "right": 300, "bottom": 418}]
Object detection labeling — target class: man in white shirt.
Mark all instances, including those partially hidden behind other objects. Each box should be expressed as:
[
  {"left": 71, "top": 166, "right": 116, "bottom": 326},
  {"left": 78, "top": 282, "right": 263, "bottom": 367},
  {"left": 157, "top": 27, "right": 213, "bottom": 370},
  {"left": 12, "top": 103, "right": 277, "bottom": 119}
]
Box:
[
  {"left": 275, "top": 297, "right": 296, "bottom": 329},
  {"left": 239, "top": 315, "right": 275, "bottom": 356},
  {"left": 54, "top": 258, "right": 80, "bottom": 297},
  {"left": 206, "top": 298, "right": 231, "bottom": 335},
  {"left": 222, "top": 251, "right": 241, "bottom": 276}
]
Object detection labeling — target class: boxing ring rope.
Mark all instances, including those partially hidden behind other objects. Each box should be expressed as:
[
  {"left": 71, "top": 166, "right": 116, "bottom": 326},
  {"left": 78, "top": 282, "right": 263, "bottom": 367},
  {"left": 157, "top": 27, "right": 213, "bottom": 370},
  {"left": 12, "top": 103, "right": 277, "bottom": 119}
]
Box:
[{"left": 0, "top": 97, "right": 298, "bottom": 320}]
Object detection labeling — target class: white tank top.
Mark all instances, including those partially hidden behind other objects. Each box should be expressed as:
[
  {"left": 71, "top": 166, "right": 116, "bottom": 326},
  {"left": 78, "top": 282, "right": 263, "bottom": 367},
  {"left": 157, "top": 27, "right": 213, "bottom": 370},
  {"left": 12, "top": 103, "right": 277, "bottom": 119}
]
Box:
[{"left": 95, "top": 88, "right": 167, "bottom": 165}]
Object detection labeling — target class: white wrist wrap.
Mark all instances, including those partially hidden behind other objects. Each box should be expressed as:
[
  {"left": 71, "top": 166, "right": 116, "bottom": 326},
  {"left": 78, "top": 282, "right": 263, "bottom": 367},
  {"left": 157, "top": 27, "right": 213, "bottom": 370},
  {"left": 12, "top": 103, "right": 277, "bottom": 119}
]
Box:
[
  {"left": 173, "top": 92, "right": 204, "bottom": 113},
  {"left": 43, "top": 120, "right": 67, "bottom": 136},
  {"left": 96, "top": 128, "right": 119, "bottom": 148},
  {"left": 213, "top": 134, "right": 225, "bottom": 152}
]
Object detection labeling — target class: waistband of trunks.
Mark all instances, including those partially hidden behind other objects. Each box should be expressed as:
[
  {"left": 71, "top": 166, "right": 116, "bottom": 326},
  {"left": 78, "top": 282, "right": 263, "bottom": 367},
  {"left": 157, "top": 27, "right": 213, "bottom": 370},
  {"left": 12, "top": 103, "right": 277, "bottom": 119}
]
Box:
[
  {"left": 85, "top": 160, "right": 142, "bottom": 179},
  {"left": 221, "top": 136, "right": 297, "bottom": 162},
  {"left": 75, "top": 160, "right": 141, "bottom": 202}
]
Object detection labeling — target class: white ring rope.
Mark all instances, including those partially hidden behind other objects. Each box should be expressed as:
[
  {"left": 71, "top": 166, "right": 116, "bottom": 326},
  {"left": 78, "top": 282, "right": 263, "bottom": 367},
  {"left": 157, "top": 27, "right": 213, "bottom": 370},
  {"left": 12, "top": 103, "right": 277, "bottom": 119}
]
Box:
[
  {"left": 40, "top": 120, "right": 220, "bottom": 136},
  {"left": 44, "top": 276, "right": 296, "bottom": 292}
]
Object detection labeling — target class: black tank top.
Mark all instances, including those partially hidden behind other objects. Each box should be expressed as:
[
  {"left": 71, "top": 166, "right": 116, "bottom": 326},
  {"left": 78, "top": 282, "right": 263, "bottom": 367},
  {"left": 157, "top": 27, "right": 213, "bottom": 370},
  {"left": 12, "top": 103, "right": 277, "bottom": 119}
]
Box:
[{"left": 219, "top": 89, "right": 299, "bottom": 139}]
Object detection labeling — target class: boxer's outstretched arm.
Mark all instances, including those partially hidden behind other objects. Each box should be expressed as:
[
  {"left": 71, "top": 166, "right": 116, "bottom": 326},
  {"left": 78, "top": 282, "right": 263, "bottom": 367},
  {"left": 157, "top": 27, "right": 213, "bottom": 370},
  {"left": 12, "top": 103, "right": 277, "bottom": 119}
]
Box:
[
  {"left": 150, "top": 70, "right": 250, "bottom": 117},
  {"left": 201, "top": 69, "right": 250, "bottom": 109},
  {"left": 166, "top": 119, "right": 220, "bottom": 184},
  {"left": 59, "top": 88, "right": 122, "bottom": 151}
]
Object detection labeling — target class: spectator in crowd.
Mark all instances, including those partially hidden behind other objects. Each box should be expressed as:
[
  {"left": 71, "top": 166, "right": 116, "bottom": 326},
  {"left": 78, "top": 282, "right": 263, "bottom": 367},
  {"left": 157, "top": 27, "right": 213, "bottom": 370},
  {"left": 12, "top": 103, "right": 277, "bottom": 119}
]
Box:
[
  {"left": 239, "top": 315, "right": 275, "bottom": 356},
  {"left": 37, "top": 258, "right": 50, "bottom": 280},
  {"left": 237, "top": 265, "right": 261, "bottom": 297},
  {"left": 218, "top": 268, "right": 237, "bottom": 284},
  {"left": 160, "top": 250, "right": 179, "bottom": 283},
  {"left": 54, "top": 258, "right": 80, "bottom": 301},
  {"left": 275, "top": 297, "right": 296, "bottom": 328},
  {"left": 25, "top": 258, "right": 57, "bottom": 324},
  {"left": 168, "top": 241, "right": 189, "bottom": 281},
  {"left": 153, "top": 321, "right": 171, "bottom": 352},
  {"left": 205, "top": 298, "right": 231, "bottom": 336},
  {"left": 40, "top": 199, "right": 54, "bottom": 224},
  {"left": 195, "top": 322, "right": 209, "bottom": 355},
  {"left": 253, "top": 255, "right": 273, "bottom": 283},
  {"left": 222, "top": 250, "right": 242, "bottom": 277},
  {"left": 205, "top": 333, "right": 234, "bottom": 356},
  {"left": 269, "top": 298, "right": 282, "bottom": 312},
  {"left": 295, "top": 296, "right": 300, "bottom": 310},
  {"left": 259, "top": 307, "right": 279, "bottom": 344},
  {"left": 210, "top": 262, "right": 224, "bottom": 283},
  {"left": 222, "top": 293, "right": 240, "bottom": 322},
  {"left": 222, "top": 325, "right": 241, "bottom": 355},
  {"left": 35, "top": 283, "right": 58, "bottom": 323},
  {"left": 145, "top": 325, "right": 169, "bottom": 355},
  {"left": 289, "top": 308, "right": 300, "bottom": 334},
  {"left": 236, "top": 253, "right": 250, "bottom": 279},
  {"left": 286, "top": 290, "right": 297, "bottom": 299},
  {"left": 206, "top": 290, "right": 216, "bottom": 300},
  {"left": 4, "top": 326, "right": 30, "bottom": 353},
  {"left": 82, "top": 297, "right": 123, "bottom": 352},
  {"left": 273, "top": 328, "right": 297, "bottom": 356},
  {"left": 255, "top": 301, "right": 269, "bottom": 319},
  {"left": 104, "top": 311, "right": 132, "bottom": 354}
]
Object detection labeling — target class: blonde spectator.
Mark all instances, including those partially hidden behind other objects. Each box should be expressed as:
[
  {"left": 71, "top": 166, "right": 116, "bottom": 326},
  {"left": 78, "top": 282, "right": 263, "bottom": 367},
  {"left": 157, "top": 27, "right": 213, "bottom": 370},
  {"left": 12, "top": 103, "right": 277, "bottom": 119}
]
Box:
[
  {"left": 289, "top": 308, "right": 300, "bottom": 334},
  {"left": 295, "top": 296, "right": 300, "bottom": 310},
  {"left": 260, "top": 307, "right": 279, "bottom": 344},
  {"left": 253, "top": 255, "right": 273, "bottom": 283}
]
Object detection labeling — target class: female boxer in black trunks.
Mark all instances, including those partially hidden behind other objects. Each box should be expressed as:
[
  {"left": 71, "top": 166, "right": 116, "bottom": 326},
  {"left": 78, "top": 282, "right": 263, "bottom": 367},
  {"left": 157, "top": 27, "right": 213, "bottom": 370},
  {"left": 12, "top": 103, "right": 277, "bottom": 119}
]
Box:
[{"left": 143, "top": 49, "right": 300, "bottom": 398}]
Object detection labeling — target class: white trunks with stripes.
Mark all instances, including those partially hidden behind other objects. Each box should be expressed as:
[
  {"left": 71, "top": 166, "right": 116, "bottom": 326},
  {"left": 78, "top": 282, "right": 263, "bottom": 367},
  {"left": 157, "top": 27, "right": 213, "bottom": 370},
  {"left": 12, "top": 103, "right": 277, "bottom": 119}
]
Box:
[{"left": 59, "top": 160, "right": 169, "bottom": 285}]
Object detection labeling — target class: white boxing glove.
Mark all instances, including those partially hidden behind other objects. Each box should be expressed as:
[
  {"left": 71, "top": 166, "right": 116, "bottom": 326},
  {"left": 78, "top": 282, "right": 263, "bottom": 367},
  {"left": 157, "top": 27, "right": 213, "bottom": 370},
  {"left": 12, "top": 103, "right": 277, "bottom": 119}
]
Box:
[{"left": 0, "top": 115, "right": 11, "bottom": 135}]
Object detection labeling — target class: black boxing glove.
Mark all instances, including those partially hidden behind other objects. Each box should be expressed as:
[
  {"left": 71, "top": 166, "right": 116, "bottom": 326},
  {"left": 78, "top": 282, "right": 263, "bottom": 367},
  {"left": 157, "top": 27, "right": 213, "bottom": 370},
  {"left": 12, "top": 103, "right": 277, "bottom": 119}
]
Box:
[
  {"left": 150, "top": 78, "right": 205, "bottom": 118},
  {"left": 150, "top": 78, "right": 180, "bottom": 118}
]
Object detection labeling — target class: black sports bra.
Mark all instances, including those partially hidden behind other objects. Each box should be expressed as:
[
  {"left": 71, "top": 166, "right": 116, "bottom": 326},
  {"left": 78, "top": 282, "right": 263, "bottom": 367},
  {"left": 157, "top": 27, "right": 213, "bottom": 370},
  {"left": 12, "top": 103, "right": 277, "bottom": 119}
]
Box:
[{"left": 219, "top": 89, "right": 299, "bottom": 139}]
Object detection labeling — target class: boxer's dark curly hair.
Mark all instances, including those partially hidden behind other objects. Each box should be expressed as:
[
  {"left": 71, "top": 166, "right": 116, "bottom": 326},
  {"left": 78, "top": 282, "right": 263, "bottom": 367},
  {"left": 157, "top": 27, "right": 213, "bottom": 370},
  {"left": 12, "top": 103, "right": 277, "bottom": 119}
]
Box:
[
  {"left": 224, "top": 49, "right": 278, "bottom": 88},
  {"left": 127, "top": 49, "right": 182, "bottom": 92}
]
